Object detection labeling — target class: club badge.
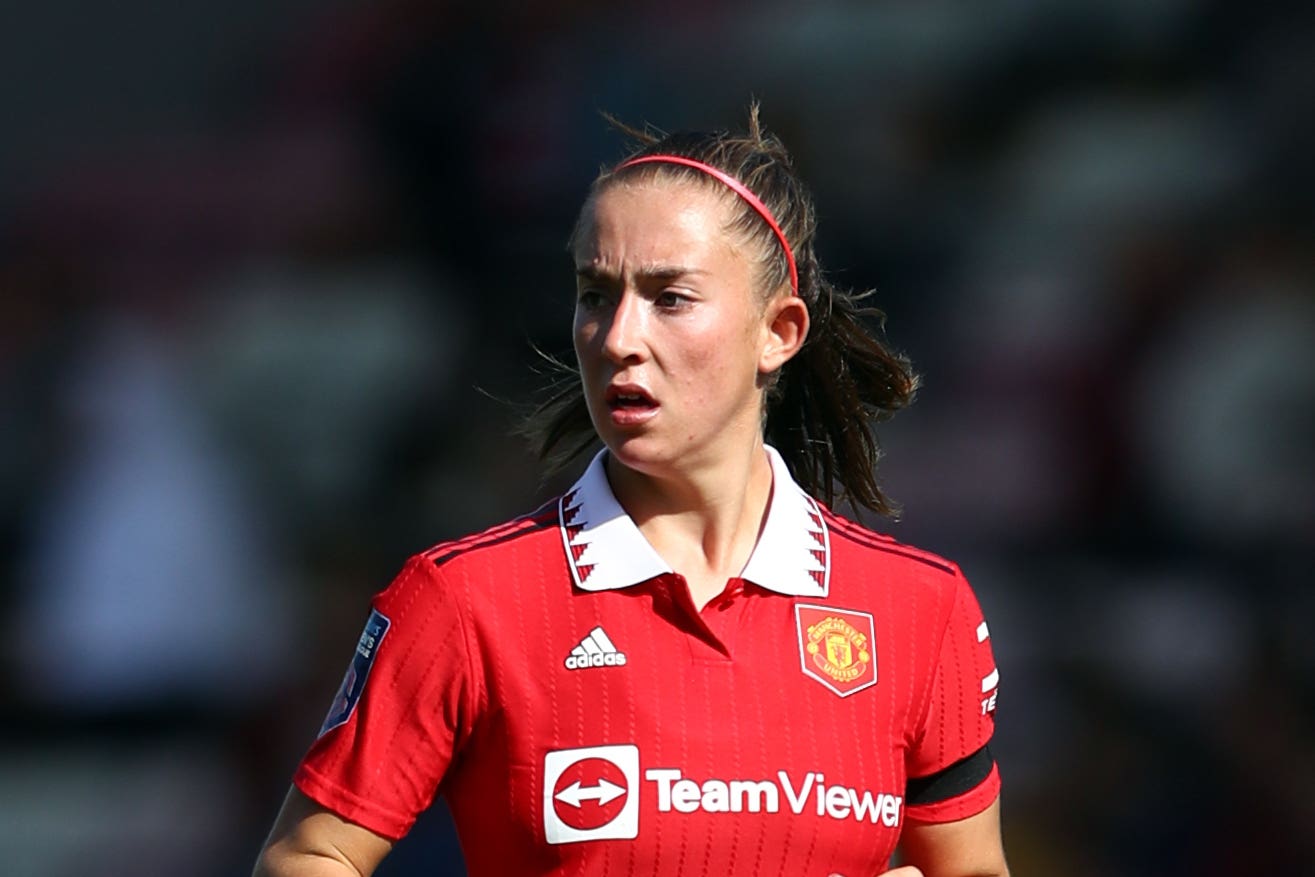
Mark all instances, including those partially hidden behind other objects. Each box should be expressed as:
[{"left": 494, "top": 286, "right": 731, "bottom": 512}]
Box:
[{"left": 795, "top": 604, "right": 877, "bottom": 697}]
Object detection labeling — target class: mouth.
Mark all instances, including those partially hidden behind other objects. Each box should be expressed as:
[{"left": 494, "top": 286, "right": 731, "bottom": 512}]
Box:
[
  {"left": 604, "top": 384, "right": 659, "bottom": 425},
  {"left": 605, "top": 385, "right": 657, "bottom": 410}
]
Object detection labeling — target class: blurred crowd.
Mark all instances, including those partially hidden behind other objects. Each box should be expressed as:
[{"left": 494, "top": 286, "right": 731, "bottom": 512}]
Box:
[{"left": 1, "top": 1, "right": 1311, "bottom": 875}]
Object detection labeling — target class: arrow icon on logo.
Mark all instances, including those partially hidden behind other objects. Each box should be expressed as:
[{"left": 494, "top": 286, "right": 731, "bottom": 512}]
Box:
[{"left": 554, "top": 778, "right": 626, "bottom": 808}]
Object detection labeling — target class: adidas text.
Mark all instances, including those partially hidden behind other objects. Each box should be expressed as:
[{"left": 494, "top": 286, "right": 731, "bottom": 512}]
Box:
[{"left": 565, "top": 651, "right": 627, "bottom": 669}]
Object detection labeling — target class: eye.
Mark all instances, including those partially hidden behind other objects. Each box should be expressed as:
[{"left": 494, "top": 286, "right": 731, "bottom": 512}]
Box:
[
  {"left": 655, "top": 289, "right": 690, "bottom": 309},
  {"left": 576, "top": 288, "right": 608, "bottom": 311}
]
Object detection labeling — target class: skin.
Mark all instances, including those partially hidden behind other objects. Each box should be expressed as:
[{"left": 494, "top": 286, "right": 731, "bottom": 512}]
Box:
[
  {"left": 252, "top": 177, "right": 1008, "bottom": 877},
  {"left": 254, "top": 788, "right": 391, "bottom": 876},
  {"left": 900, "top": 800, "right": 1009, "bottom": 877},
  {"left": 571, "top": 177, "right": 808, "bottom": 610}
]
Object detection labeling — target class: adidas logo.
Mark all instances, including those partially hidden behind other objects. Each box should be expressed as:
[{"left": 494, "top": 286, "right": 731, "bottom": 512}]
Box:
[{"left": 564, "top": 626, "right": 628, "bottom": 670}]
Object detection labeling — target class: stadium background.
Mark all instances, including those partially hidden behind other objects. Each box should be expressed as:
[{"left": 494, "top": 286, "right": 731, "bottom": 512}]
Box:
[{"left": 1, "top": 1, "right": 1312, "bottom": 874}]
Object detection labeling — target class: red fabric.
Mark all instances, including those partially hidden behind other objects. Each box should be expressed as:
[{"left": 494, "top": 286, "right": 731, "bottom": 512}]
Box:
[{"left": 295, "top": 504, "right": 1000, "bottom": 875}]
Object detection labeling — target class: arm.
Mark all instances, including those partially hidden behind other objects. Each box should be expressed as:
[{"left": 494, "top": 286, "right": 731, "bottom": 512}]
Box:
[
  {"left": 253, "top": 787, "right": 394, "bottom": 877},
  {"left": 895, "top": 568, "right": 1006, "bottom": 877},
  {"left": 263, "top": 558, "right": 474, "bottom": 873},
  {"left": 896, "top": 798, "right": 1008, "bottom": 877}
]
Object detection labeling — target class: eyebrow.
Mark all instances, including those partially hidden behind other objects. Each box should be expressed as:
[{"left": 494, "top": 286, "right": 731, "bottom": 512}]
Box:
[{"left": 575, "top": 264, "right": 708, "bottom": 283}]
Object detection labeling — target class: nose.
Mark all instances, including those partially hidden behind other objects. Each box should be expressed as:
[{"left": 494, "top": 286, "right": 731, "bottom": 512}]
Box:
[{"left": 600, "top": 291, "right": 648, "bottom": 364}]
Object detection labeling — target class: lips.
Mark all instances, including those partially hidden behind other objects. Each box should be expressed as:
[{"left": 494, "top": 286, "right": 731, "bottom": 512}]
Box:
[
  {"left": 604, "top": 383, "right": 659, "bottom": 426},
  {"left": 605, "top": 384, "right": 656, "bottom": 409}
]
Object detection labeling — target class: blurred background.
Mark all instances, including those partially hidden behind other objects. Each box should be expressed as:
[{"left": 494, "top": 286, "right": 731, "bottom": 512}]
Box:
[{"left": 1, "top": 0, "right": 1312, "bottom": 874}]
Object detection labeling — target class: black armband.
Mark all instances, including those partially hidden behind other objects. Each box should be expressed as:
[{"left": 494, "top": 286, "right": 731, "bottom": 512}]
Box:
[{"left": 905, "top": 744, "right": 995, "bottom": 805}]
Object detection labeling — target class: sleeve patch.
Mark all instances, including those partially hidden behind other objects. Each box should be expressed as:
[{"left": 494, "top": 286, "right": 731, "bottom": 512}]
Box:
[{"left": 319, "top": 608, "right": 392, "bottom": 738}]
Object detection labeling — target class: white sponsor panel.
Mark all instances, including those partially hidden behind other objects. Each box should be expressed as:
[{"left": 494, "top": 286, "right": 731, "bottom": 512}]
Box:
[{"left": 543, "top": 745, "right": 640, "bottom": 844}]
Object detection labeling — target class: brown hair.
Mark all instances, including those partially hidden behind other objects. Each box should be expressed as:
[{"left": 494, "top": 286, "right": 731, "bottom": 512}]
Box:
[{"left": 525, "top": 105, "right": 919, "bottom": 516}]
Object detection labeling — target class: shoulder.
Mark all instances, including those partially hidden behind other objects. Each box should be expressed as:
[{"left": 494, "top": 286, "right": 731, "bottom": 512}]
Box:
[
  {"left": 823, "top": 506, "right": 960, "bottom": 577},
  {"left": 374, "top": 499, "right": 562, "bottom": 611},
  {"left": 418, "top": 498, "right": 561, "bottom": 570},
  {"left": 820, "top": 506, "right": 969, "bottom": 608}
]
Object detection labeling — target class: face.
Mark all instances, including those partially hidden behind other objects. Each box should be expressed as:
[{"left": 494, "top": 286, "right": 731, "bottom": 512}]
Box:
[{"left": 572, "top": 178, "right": 791, "bottom": 477}]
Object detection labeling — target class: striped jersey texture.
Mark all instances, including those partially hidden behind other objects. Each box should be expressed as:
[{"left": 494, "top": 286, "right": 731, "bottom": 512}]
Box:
[{"left": 295, "top": 450, "right": 1000, "bottom": 876}]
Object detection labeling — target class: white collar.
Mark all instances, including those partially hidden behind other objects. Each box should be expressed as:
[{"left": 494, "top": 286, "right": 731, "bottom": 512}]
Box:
[{"left": 558, "top": 446, "right": 830, "bottom": 597}]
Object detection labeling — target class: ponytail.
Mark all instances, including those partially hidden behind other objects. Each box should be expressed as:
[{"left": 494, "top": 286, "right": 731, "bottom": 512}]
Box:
[{"left": 766, "top": 245, "right": 918, "bottom": 516}]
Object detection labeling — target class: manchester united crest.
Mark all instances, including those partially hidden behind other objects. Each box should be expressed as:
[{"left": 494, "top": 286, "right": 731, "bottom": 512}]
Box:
[{"left": 794, "top": 604, "right": 877, "bottom": 697}]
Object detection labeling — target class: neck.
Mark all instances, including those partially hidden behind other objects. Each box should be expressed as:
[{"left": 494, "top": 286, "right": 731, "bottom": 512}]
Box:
[{"left": 606, "top": 440, "right": 774, "bottom": 609}]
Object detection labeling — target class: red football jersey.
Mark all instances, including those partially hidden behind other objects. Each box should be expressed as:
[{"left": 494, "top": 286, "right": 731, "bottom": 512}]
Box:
[{"left": 296, "top": 447, "right": 1001, "bottom": 876}]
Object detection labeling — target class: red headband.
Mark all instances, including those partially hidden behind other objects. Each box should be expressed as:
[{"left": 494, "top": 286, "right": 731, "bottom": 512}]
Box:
[{"left": 616, "top": 154, "right": 799, "bottom": 296}]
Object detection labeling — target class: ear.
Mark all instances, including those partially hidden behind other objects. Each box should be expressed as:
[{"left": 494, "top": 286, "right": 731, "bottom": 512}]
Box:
[{"left": 759, "top": 294, "right": 810, "bottom": 374}]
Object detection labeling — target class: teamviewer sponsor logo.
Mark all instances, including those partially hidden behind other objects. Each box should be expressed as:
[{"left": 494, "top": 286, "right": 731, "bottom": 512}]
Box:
[
  {"left": 543, "top": 745, "right": 640, "bottom": 844},
  {"left": 543, "top": 745, "right": 902, "bottom": 844},
  {"left": 564, "top": 626, "right": 627, "bottom": 670},
  {"left": 645, "top": 768, "right": 903, "bottom": 826}
]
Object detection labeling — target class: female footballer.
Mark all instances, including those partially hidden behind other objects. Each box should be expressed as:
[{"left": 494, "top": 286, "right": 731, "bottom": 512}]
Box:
[{"left": 254, "top": 107, "right": 1009, "bottom": 877}]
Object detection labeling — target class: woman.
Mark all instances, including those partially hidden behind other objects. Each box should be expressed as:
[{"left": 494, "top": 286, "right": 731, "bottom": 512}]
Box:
[{"left": 255, "top": 108, "right": 1009, "bottom": 877}]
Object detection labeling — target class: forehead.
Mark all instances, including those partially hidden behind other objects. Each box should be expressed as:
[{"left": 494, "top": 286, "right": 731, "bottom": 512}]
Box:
[{"left": 573, "top": 178, "right": 743, "bottom": 266}]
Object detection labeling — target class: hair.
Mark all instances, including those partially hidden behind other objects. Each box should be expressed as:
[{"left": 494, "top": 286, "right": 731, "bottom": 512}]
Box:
[{"left": 524, "top": 103, "right": 919, "bottom": 516}]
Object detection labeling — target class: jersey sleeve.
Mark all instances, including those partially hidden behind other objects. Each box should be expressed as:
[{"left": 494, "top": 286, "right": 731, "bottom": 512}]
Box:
[
  {"left": 904, "top": 568, "right": 1001, "bottom": 823},
  {"left": 293, "top": 554, "right": 482, "bottom": 841}
]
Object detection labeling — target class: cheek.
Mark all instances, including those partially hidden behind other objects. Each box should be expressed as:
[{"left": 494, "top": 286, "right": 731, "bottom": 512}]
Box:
[
  {"left": 674, "top": 315, "right": 760, "bottom": 396},
  {"left": 573, "top": 314, "right": 599, "bottom": 362}
]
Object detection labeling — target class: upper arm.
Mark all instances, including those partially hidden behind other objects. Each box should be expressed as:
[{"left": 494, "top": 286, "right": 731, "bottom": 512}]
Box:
[
  {"left": 898, "top": 797, "right": 1009, "bottom": 877},
  {"left": 254, "top": 787, "right": 394, "bottom": 877},
  {"left": 898, "top": 569, "right": 1008, "bottom": 876},
  {"left": 904, "top": 799, "right": 1004, "bottom": 873},
  {"left": 296, "top": 557, "right": 479, "bottom": 840},
  {"left": 906, "top": 569, "right": 1001, "bottom": 823}
]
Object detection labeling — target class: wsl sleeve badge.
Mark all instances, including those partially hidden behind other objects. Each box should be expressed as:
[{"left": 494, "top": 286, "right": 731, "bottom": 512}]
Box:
[{"left": 318, "top": 608, "right": 392, "bottom": 738}]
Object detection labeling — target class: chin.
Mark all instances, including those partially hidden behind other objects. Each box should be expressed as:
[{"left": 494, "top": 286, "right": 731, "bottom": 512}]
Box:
[{"left": 599, "top": 433, "right": 683, "bottom": 476}]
